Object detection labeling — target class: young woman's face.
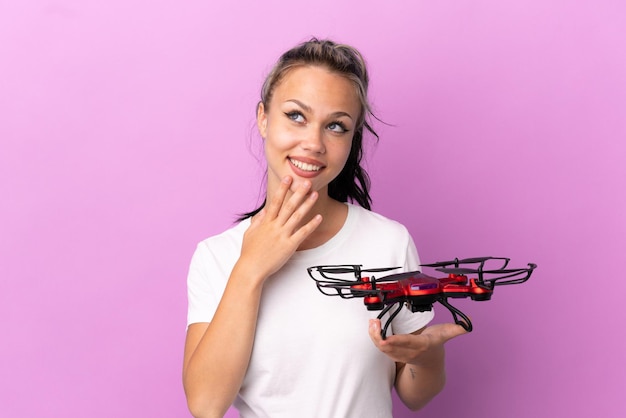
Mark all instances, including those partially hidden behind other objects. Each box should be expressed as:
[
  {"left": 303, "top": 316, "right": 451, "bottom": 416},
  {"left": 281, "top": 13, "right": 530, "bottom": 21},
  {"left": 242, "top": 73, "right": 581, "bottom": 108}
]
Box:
[{"left": 257, "top": 65, "right": 361, "bottom": 197}]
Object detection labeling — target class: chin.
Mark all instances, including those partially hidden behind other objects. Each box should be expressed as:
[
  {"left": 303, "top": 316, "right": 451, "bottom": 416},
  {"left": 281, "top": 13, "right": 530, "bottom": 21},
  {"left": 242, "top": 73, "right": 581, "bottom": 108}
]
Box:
[{"left": 292, "top": 178, "right": 326, "bottom": 194}]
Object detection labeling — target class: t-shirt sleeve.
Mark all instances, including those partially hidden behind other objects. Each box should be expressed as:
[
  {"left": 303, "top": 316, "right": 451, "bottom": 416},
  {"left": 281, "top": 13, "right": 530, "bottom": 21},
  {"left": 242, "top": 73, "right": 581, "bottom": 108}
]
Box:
[
  {"left": 186, "top": 241, "right": 229, "bottom": 326},
  {"left": 390, "top": 231, "right": 435, "bottom": 335}
]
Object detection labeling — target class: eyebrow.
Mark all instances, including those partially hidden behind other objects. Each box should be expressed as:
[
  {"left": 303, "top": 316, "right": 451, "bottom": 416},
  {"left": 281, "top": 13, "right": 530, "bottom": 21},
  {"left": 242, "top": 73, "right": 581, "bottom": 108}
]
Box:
[{"left": 286, "top": 99, "right": 354, "bottom": 120}]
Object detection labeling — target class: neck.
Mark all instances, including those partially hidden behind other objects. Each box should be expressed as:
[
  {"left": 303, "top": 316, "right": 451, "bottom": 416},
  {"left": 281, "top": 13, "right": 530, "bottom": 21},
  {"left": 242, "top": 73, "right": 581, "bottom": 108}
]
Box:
[{"left": 298, "top": 196, "right": 348, "bottom": 251}]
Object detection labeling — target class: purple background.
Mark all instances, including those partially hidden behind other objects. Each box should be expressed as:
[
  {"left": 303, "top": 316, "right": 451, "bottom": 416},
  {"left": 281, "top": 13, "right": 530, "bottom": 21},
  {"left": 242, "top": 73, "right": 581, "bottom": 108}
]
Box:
[{"left": 1, "top": 1, "right": 625, "bottom": 417}]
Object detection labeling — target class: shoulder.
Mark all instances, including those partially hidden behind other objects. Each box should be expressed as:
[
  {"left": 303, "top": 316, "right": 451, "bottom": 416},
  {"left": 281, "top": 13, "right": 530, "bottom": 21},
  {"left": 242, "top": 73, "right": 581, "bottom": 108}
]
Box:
[
  {"left": 349, "top": 204, "right": 411, "bottom": 238},
  {"left": 193, "top": 219, "right": 250, "bottom": 261},
  {"left": 187, "top": 219, "right": 250, "bottom": 287}
]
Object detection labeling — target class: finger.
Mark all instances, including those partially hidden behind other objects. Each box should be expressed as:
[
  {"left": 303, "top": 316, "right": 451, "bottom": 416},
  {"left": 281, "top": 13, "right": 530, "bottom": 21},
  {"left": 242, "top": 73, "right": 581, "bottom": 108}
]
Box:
[
  {"left": 370, "top": 321, "right": 413, "bottom": 349},
  {"left": 282, "top": 189, "right": 319, "bottom": 232},
  {"left": 368, "top": 319, "right": 386, "bottom": 347},
  {"left": 265, "top": 176, "right": 293, "bottom": 219},
  {"left": 369, "top": 320, "right": 409, "bottom": 362},
  {"left": 274, "top": 180, "right": 312, "bottom": 225},
  {"left": 290, "top": 212, "right": 323, "bottom": 245},
  {"left": 380, "top": 333, "right": 414, "bottom": 347}
]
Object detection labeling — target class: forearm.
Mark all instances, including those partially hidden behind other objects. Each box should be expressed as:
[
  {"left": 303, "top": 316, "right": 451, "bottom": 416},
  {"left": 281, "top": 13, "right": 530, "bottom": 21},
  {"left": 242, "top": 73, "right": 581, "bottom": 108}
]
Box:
[
  {"left": 183, "top": 264, "right": 265, "bottom": 418},
  {"left": 394, "top": 345, "right": 446, "bottom": 411}
]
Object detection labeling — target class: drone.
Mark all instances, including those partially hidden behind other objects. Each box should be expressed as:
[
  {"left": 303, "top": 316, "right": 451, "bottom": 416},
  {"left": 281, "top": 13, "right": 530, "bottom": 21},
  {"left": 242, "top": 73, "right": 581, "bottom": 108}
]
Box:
[{"left": 307, "top": 257, "right": 536, "bottom": 339}]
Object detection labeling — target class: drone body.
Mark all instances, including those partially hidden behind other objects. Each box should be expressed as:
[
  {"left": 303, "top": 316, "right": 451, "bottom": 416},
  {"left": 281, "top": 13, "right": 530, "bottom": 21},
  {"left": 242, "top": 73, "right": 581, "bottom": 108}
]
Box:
[{"left": 307, "top": 257, "right": 536, "bottom": 339}]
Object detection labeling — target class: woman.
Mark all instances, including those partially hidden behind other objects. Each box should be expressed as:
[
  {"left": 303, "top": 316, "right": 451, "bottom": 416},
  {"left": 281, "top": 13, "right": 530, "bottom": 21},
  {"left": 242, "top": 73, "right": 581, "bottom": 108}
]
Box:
[{"left": 183, "top": 38, "right": 466, "bottom": 418}]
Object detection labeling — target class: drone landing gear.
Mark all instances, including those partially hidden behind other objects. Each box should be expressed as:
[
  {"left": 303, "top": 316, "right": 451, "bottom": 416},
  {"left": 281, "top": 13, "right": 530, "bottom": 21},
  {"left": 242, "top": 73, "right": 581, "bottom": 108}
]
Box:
[
  {"left": 376, "top": 302, "right": 404, "bottom": 340},
  {"left": 377, "top": 299, "right": 473, "bottom": 340},
  {"left": 439, "top": 298, "right": 473, "bottom": 332}
]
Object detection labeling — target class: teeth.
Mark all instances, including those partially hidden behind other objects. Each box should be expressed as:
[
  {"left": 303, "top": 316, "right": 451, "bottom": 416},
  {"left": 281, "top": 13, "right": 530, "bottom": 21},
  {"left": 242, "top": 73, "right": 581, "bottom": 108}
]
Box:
[{"left": 290, "top": 158, "right": 321, "bottom": 172}]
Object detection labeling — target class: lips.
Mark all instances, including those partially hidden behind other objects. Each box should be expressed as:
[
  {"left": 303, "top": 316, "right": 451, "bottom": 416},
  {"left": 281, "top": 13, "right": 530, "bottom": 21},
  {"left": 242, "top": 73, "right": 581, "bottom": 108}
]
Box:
[{"left": 288, "top": 157, "right": 325, "bottom": 177}]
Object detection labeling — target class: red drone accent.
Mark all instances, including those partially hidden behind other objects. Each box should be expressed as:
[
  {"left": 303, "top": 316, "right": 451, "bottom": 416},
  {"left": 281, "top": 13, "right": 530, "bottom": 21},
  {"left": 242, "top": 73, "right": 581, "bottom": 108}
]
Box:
[{"left": 307, "top": 257, "right": 536, "bottom": 339}]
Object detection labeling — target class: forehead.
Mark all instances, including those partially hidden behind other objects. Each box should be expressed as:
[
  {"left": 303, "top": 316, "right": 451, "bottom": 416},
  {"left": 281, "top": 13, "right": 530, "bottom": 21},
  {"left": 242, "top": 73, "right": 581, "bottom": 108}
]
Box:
[{"left": 270, "top": 65, "right": 361, "bottom": 115}]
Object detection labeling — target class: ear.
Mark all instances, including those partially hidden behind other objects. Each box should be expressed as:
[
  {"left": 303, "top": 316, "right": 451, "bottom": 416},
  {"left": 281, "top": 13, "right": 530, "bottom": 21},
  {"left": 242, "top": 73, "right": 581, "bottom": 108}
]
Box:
[{"left": 257, "top": 102, "right": 268, "bottom": 139}]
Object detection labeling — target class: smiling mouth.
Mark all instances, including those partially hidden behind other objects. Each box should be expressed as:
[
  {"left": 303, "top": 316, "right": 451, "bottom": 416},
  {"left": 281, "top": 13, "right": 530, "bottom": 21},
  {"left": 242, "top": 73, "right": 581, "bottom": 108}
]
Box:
[{"left": 289, "top": 158, "right": 322, "bottom": 172}]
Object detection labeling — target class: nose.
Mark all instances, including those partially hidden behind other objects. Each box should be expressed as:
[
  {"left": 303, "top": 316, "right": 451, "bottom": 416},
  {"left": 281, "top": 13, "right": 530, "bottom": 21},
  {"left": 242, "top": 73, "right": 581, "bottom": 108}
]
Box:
[{"left": 300, "top": 126, "right": 326, "bottom": 154}]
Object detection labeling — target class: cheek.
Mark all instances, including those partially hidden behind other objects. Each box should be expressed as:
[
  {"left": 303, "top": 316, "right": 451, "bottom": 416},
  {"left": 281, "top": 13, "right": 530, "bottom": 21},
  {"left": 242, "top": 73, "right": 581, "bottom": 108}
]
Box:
[
  {"left": 265, "top": 121, "right": 298, "bottom": 150},
  {"left": 262, "top": 131, "right": 284, "bottom": 159},
  {"left": 332, "top": 139, "right": 353, "bottom": 168}
]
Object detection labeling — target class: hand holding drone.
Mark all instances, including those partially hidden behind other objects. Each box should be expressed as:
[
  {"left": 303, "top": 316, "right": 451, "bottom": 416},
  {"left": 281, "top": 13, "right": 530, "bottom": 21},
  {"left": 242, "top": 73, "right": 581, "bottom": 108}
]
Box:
[{"left": 307, "top": 257, "right": 536, "bottom": 339}]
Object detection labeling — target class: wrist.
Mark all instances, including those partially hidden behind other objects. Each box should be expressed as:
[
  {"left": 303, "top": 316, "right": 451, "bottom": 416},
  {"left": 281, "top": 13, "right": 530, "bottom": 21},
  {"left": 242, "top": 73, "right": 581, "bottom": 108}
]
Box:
[
  {"left": 408, "top": 343, "right": 445, "bottom": 368},
  {"left": 230, "top": 260, "right": 267, "bottom": 290}
]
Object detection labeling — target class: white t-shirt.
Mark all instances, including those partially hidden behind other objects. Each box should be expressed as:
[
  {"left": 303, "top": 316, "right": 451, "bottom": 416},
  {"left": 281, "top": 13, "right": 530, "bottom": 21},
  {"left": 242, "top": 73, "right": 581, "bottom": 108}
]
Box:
[{"left": 187, "top": 203, "right": 434, "bottom": 418}]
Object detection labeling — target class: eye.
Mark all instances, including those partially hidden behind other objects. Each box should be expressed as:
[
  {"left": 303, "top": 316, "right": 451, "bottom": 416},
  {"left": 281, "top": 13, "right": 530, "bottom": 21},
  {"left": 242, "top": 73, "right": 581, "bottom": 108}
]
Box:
[
  {"left": 285, "top": 111, "right": 305, "bottom": 123},
  {"left": 327, "top": 121, "right": 349, "bottom": 134}
]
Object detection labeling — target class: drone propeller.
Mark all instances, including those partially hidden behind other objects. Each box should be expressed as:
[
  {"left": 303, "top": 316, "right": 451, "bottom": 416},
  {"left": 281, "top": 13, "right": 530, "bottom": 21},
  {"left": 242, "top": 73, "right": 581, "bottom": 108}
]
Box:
[
  {"left": 313, "top": 266, "right": 401, "bottom": 275},
  {"left": 436, "top": 266, "right": 529, "bottom": 275},
  {"left": 434, "top": 267, "right": 481, "bottom": 275},
  {"left": 422, "top": 256, "right": 510, "bottom": 269}
]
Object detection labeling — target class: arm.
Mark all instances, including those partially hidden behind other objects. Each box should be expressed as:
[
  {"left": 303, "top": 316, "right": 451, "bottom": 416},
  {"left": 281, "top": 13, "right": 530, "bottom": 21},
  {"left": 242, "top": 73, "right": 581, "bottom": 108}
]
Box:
[
  {"left": 183, "top": 177, "right": 322, "bottom": 418},
  {"left": 368, "top": 320, "right": 466, "bottom": 411},
  {"left": 182, "top": 263, "right": 264, "bottom": 418}
]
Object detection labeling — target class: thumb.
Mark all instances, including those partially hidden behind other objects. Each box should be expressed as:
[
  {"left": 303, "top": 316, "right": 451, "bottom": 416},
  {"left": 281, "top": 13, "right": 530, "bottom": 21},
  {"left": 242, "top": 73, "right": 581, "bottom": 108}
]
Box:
[
  {"left": 424, "top": 323, "right": 468, "bottom": 343},
  {"left": 440, "top": 322, "right": 469, "bottom": 341}
]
